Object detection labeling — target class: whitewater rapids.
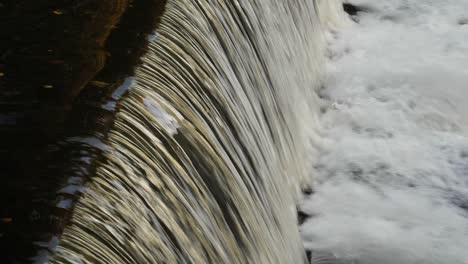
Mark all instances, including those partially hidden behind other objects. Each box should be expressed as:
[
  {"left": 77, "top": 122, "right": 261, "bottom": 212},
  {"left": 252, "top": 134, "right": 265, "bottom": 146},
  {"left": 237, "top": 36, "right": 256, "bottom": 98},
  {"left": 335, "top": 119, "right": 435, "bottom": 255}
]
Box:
[{"left": 302, "top": 1, "right": 468, "bottom": 263}]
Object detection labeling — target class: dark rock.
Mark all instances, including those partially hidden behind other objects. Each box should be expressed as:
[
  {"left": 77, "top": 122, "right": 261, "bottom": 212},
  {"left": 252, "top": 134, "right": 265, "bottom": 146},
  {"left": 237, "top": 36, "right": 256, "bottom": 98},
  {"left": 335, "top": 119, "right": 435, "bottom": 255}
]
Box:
[
  {"left": 343, "top": 3, "right": 366, "bottom": 16},
  {"left": 298, "top": 209, "right": 311, "bottom": 225}
]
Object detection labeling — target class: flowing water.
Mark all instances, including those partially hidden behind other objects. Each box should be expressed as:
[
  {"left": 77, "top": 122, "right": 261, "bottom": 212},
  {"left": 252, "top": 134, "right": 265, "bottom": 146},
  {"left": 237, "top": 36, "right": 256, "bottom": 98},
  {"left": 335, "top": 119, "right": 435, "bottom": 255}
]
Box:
[
  {"left": 30, "top": 1, "right": 345, "bottom": 263},
  {"left": 24, "top": 1, "right": 468, "bottom": 263},
  {"left": 302, "top": 1, "right": 468, "bottom": 263}
]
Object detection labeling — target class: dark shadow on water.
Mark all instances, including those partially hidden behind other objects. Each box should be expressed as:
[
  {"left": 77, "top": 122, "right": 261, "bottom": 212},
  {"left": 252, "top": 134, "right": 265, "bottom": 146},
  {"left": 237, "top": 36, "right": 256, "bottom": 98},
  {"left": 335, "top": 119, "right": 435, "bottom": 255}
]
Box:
[{"left": 0, "top": 0, "right": 166, "bottom": 261}]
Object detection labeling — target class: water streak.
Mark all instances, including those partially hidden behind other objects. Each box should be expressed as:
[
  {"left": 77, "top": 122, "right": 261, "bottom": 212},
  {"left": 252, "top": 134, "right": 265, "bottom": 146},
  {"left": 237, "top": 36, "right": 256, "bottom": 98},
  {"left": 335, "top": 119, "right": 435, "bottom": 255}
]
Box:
[{"left": 46, "top": 1, "right": 343, "bottom": 263}]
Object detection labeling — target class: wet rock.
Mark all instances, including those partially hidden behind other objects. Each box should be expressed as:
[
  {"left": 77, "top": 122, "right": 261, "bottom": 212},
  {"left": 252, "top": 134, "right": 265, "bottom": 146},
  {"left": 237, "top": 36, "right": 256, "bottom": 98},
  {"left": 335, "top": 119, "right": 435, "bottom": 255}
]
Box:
[{"left": 343, "top": 3, "right": 367, "bottom": 16}]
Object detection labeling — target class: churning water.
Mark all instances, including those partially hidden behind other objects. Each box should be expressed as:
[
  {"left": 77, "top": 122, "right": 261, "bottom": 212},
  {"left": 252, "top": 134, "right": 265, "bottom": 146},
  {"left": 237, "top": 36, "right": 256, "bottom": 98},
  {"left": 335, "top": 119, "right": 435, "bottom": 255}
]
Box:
[{"left": 302, "top": 1, "right": 468, "bottom": 263}]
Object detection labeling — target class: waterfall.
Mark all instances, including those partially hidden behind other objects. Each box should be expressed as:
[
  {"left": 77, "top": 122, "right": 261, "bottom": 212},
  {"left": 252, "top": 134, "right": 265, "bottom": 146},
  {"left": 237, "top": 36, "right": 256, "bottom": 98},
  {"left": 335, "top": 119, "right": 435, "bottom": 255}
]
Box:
[{"left": 30, "top": 0, "right": 345, "bottom": 263}]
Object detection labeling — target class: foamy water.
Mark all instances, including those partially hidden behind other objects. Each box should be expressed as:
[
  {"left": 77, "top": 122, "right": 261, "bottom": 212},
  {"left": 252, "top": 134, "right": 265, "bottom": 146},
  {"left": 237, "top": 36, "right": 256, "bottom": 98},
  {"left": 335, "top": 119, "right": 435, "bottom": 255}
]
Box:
[{"left": 302, "top": 1, "right": 468, "bottom": 263}]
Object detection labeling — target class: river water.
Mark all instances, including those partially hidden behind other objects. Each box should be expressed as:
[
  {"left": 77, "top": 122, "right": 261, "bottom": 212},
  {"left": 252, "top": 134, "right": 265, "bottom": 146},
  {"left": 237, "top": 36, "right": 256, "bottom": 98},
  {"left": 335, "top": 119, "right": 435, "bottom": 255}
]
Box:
[{"left": 302, "top": 1, "right": 468, "bottom": 263}]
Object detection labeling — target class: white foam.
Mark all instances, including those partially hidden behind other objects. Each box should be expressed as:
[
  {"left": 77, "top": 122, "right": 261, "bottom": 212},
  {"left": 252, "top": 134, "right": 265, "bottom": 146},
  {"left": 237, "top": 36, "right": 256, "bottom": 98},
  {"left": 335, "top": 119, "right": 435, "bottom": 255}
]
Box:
[{"left": 302, "top": 1, "right": 468, "bottom": 263}]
